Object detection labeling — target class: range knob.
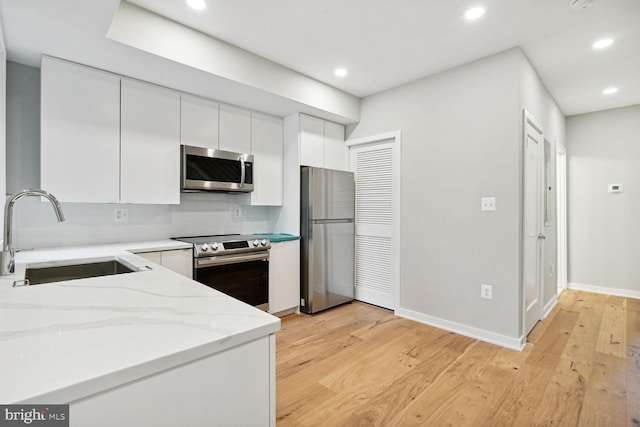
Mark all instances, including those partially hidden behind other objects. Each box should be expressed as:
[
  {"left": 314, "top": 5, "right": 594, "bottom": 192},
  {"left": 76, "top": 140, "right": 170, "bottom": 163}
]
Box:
[
  {"left": 253, "top": 239, "right": 259, "bottom": 246},
  {"left": 212, "top": 242, "right": 219, "bottom": 251},
  {"left": 201, "top": 243, "right": 209, "bottom": 252},
  {"left": 261, "top": 239, "right": 268, "bottom": 246}
]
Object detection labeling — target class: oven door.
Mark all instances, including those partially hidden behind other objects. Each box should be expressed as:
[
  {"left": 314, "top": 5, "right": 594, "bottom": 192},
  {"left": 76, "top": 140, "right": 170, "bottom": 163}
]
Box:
[{"left": 194, "top": 252, "right": 269, "bottom": 311}]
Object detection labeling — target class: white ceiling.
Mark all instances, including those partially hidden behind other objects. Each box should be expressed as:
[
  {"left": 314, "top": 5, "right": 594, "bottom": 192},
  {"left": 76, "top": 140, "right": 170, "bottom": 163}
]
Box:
[{"left": 1, "top": 0, "right": 639, "bottom": 118}]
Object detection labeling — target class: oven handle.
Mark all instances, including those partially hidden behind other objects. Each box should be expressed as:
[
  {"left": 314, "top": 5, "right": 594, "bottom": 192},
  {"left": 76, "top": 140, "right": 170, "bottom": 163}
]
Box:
[{"left": 196, "top": 252, "right": 269, "bottom": 268}]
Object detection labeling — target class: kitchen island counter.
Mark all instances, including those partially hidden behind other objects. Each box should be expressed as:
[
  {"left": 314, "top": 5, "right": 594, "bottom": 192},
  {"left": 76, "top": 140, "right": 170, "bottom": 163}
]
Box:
[{"left": 0, "top": 240, "right": 280, "bottom": 425}]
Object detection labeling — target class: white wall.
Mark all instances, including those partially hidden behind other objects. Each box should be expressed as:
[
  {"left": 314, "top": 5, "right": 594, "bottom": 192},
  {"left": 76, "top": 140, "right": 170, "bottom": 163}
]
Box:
[
  {"left": 566, "top": 104, "right": 640, "bottom": 298},
  {"left": 348, "top": 49, "right": 523, "bottom": 344},
  {"left": 10, "top": 194, "right": 280, "bottom": 250},
  {"left": 346, "top": 47, "right": 565, "bottom": 347},
  {"left": 1, "top": 21, "right": 6, "bottom": 228},
  {"left": 518, "top": 50, "right": 566, "bottom": 314},
  {"left": 107, "top": 2, "right": 360, "bottom": 123},
  {"left": 6, "top": 61, "right": 40, "bottom": 193}
]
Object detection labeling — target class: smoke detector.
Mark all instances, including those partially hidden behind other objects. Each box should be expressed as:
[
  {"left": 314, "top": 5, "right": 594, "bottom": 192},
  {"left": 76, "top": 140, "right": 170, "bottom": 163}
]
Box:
[{"left": 570, "top": 0, "right": 594, "bottom": 10}]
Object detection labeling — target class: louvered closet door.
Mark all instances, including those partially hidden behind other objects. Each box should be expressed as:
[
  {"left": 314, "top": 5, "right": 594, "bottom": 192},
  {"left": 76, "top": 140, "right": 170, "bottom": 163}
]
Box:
[{"left": 350, "top": 140, "right": 395, "bottom": 309}]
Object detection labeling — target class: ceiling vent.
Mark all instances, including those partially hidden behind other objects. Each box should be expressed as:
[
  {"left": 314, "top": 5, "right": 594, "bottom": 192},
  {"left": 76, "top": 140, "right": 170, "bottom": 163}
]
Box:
[{"left": 570, "top": 0, "right": 594, "bottom": 10}]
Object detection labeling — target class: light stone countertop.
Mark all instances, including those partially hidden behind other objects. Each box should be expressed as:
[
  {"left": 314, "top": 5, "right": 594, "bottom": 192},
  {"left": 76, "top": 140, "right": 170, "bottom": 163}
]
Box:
[{"left": 0, "top": 240, "right": 281, "bottom": 404}]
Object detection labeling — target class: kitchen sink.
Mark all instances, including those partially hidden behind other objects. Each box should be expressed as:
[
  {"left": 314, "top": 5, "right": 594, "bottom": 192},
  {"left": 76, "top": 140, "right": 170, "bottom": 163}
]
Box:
[{"left": 22, "top": 257, "right": 141, "bottom": 286}]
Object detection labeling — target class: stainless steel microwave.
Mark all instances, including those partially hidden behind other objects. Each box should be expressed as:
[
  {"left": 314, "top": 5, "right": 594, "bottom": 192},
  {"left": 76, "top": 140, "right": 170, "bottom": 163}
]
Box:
[{"left": 181, "top": 145, "right": 254, "bottom": 193}]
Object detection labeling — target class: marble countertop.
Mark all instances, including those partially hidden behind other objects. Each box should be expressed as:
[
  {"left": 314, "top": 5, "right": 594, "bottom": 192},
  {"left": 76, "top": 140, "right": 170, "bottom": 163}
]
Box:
[{"left": 0, "top": 240, "right": 280, "bottom": 404}]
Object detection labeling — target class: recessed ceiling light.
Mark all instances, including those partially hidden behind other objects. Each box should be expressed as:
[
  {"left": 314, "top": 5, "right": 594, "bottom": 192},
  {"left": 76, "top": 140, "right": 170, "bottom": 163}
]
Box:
[
  {"left": 593, "top": 38, "right": 613, "bottom": 49},
  {"left": 602, "top": 87, "right": 618, "bottom": 95},
  {"left": 334, "top": 68, "right": 348, "bottom": 77},
  {"left": 464, "top": 6, "right": 485, "bottom": 20},
  {"left": 187, "top": 0, "right": 206, "bottom": 11}
]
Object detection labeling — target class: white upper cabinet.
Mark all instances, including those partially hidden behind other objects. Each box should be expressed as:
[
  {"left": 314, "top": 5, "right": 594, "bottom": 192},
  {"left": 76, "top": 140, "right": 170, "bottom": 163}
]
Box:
[
  {"left": 251, "top": 112, "right": 283, "bottom": 206},
  {"left": 299, "top": 114, "right": 346, "bottom": 171},
  {"left": 41, "top": 57, "right": 121, "bottom": 203},
  {"left": 120, "top": 79, "right": 181, "bottom": 204},
  {"left": 299, "top": 114, "right": 325, "bottom": 168},
  {"left": 219, "top": 104, "right": 251, "bottom": 154},
  {"left": 180, "top": 94, "right": 219, "bottom": 149},
  {"left": 323, "top": 120, "right": 346, "bottom": 170}
]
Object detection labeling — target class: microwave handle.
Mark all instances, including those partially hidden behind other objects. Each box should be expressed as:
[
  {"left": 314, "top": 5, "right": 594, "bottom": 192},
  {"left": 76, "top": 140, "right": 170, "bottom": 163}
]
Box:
[{"left": 240, "top": 158, "right": 246, "bottom": 188}]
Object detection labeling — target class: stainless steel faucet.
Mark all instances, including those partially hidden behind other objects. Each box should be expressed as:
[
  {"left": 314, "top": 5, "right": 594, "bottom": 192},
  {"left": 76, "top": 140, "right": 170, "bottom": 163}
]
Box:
[{"left": 1, "top": 189, "right": 65, "bottom": 275}]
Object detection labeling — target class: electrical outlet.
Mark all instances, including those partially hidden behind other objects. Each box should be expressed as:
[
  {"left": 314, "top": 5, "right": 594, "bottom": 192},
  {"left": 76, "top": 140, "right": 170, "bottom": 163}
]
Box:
[
  {"left": 481, "top": 197, "right": 496, "bottom": 211},
  {"left": 233, "top": 207, "right": 241, "bottom": 218},
  {"left": 114, "top": 208, "right": 129, "bottom": 223},
  {"left": 480, "top": 284, "right": 493, "bottom": 300}
]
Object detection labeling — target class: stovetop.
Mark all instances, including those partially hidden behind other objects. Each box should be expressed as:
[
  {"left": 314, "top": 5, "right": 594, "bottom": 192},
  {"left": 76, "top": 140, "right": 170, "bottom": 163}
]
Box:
[{"left": 172, "top": 234, "right": 271, "bottom": 257}]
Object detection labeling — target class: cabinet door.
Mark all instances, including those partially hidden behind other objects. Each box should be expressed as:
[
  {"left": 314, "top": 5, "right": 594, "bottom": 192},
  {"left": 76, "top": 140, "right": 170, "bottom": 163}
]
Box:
[
  {"left": 299, "top": 114, "right": 324, "bottom": 168},
  {"left": 269, "top": 240, "right": 300, "bottom": 315},
  {"left": 323, "top": 121, "right": 346, "bottom": 171},
  {"left": 136, "top": 251, "right": 163, "bottom": 265},
  {"left": 161, "top": 249, "right": 194, "bottom": 279},
  {"left": 181, "top": 94, "right": 219, "bottom": 149},
  {"left": 251, "top": 112, "right": 283, "bottom": 206},
  {"left": 41, "top": 57, "right": 120, "bottom": 203},
  {"left": 219, "top": 104, "right": 251, "bottom": 153},
  {"left": 120, "top": 79, "right": 181, "bottom": 204}
]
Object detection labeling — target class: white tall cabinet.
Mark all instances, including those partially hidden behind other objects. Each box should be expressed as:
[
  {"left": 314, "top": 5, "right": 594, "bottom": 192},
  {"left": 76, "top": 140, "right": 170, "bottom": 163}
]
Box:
[
  {"left": 41, "top": 57, "right": 121, "bottom": 203},
  {"left": 120, "top": 79, "right": 181, "bottom": 205}
]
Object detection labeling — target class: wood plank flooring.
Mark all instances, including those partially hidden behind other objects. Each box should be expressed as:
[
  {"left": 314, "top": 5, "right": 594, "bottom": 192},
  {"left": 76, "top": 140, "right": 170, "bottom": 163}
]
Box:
[{"left": 275, "top": 290, "right": 640, "bottom": 426}]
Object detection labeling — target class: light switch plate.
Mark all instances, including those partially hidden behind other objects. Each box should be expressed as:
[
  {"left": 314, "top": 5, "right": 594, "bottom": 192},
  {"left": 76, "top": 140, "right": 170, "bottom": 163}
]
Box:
[
  {"left": 481, "top": 197, "right": 496, "bottom": 211},
  {"left": 481, "top": 284, "right": 493, "bottom": 300}
]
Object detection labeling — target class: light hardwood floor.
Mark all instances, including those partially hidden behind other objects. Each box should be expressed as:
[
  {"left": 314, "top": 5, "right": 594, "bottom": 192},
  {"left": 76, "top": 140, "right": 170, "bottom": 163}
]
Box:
[{"left": 276, "top": 290, "right": 640, "bottom": 426}]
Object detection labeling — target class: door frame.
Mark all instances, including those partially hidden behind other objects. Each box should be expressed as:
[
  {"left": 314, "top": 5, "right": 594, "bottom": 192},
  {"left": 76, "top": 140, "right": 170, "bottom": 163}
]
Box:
[
  {"left": 521, "top": 109, "right": 545, "bottom": 337},
  {"left": 556, "top": 144, "right": 568, "bottom": 293},
  {"left": 346, "top": 130, "right": 401, "bottom": 311}
]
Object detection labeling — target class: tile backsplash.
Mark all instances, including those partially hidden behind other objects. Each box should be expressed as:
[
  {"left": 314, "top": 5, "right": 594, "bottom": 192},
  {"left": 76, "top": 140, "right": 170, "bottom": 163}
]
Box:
[{"left": 10, "top": 192, "right": 281, "bottom": 250}]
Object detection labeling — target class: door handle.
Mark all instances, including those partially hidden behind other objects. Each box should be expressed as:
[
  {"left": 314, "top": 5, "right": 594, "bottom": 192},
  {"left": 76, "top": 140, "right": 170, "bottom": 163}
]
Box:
[
  {"left": 239, "top": 158, "right": 246, "bottom": 188},
  {"left": 538, "top": 234, "right": 546, "bottom": 240}
]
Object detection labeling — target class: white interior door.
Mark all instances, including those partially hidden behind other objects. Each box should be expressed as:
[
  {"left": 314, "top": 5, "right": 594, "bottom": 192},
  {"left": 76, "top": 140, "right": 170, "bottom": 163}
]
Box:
[
  {"left": 349, "top": 139, "right": 396, "bottom": 310},
  {"left": 523, "top": 111, "right": 545, "bottom": 335}
]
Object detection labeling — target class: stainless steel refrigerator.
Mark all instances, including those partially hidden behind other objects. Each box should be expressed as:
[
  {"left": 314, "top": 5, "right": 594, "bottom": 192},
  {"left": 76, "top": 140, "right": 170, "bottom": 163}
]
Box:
[{"left": 300, "top": 166, "right": 355, "bottom": 314}]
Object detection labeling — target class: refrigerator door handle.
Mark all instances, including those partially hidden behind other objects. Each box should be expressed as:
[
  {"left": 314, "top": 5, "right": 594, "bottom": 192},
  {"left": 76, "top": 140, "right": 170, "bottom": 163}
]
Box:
[{"left": 311, "top": 219, "right": 355, "bottom": 224}]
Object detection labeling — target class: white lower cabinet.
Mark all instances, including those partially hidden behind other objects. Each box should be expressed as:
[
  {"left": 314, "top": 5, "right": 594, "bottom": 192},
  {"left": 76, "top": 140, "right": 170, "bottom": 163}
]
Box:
[
  {"left": 135, "top": 249, "right": 193, "bottom": 279},
  {"left": 268, "top": 240, "right": 300, "bottom": 315},
  {"left": 70, "top": 335, "right": 275, "bottom": 427}
]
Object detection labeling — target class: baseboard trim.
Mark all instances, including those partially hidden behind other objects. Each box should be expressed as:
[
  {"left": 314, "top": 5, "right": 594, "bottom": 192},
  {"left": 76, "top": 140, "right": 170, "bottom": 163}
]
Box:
[
  {"left": 395, "top": 307, "right": 525, "bottom": 351},
  {"left": 568, "top": 282, "right": 640, "bottom": 300},
  {"left": 543, "top": 294, "right": 559, "bottom": 318}
]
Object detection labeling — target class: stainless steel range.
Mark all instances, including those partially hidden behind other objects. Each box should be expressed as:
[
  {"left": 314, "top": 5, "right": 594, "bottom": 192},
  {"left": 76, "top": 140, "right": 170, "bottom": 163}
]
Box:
[{"left": 173, "top": 234, "right": 271, "bottom": 311}]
